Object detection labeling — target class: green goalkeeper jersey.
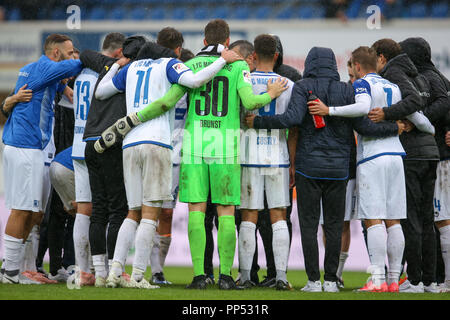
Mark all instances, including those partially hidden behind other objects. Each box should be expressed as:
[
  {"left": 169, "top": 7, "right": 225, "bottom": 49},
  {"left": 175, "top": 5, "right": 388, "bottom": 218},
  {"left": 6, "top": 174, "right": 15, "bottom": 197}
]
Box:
[{"left": 182, "top": 56, "right": 252, "bottom": 159}]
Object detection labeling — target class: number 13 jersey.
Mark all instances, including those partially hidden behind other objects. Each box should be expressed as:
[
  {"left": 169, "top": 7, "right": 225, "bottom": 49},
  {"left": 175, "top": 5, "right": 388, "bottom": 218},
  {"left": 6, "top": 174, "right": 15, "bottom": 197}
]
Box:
[
  {"left": 72, "top": 68, "right": 99, "bottom": 160},
  {"left": 182, "top": 57, "right": 251, "bottom": 159}
]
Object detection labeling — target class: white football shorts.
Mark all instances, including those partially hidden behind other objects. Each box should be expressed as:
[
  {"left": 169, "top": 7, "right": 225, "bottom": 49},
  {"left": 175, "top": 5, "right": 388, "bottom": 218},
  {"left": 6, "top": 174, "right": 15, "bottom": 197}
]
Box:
[
  {"left": 123, "top": 143, "right": 173, "bottom": 210},
  {"left": 49, "top": 161, "right": 75, "bottom": 211},
  {"left": 73, "top": 159, "right": 92, "bottom": 203},
  {"left": 3, "top": 145, "right": 44, "bottom": 212},
  {"left": 434, "top": 160, "right": 450, "bottom": 222},
  {"left": 240, "top": 166, "right": 290, "bottom": 210},
  {"left": 356, "top": 155, "right": 406, "bottom": 220}
]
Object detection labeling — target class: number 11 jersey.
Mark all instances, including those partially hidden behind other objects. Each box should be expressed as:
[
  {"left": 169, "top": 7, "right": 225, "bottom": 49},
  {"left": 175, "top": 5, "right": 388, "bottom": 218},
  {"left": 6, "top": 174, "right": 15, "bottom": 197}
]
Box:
[{"left": 112, "top": 57, "right": 189, "bottom": 150}]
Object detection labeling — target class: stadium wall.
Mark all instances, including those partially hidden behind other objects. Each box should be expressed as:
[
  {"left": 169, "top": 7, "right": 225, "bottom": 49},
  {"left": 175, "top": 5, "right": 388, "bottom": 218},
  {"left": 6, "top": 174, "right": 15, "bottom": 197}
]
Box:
[
  {"left": 1, "top": 19, "right": 450, "bottom": 92},
  {"left": 0, "top": 19, "right": 449, "bottom": 271}
]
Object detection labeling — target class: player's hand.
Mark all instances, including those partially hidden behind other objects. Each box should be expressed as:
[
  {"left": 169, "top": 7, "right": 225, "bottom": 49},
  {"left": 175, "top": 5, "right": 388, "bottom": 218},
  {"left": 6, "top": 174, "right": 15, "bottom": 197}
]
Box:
[
  {"left": 267, "top": 77, "right": 289, "bottom": 99},
  {"left": 116, "top": 57, "right": 131, "bottom": 67},
  {"left": 445, "top": 131, "right": 450, "bottom": 147},
  {"left": 308, "top": 99, "right": 329, "bottom": 116},
  {"left": 245, "top": 113, "right": 256, "bottom": 128},
  {"left": 402, "top": 119, "right": 415, "bottom": 132},
  {"left": 14, "top": 84, "right": 32, "bottom": 103},
  {"left": 289, "top": 166, "right": 296, "bottom": 188},
  {"left": 396, "top": 121, "right": 406, "bottom": 135},
  {"left": 63, "top": 86, "right": 74, "bottom": 104},
  {"left": 94, "top": 113, "right": 142, "bottom": 153},
  {"left": 94, "top": 124, "right": 120, "bottom": 153},
  {"left": 368, "top": 107, "right": 385, "bottom": 122},
  {"left": 221, "top": 48, "right": 243, "bottom": 64}
]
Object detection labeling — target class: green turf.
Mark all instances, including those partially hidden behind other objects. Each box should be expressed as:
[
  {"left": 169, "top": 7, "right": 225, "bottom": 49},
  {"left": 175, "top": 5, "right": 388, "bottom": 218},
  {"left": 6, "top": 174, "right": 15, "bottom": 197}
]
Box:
[{"left": 1, "top": 266, "right": 449, "bottom": 300}]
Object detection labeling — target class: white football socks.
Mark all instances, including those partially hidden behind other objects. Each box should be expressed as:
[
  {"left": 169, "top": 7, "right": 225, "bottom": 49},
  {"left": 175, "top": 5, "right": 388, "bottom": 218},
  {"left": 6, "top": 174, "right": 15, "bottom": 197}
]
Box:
[
  {"left": 150, "top": 234, "right": 162, "bottom": 274},
  {"left": 336, "top": 251, "right": 349, "bottom": 280},
  {"left": 22, "top": 230, "right": 35, "bottom": 272},
  {"left": 132, "top": 219, "right": 157, "bottom": 281},
  {"left": 439, "top": 225, "right": 450, "bottom": 282},
  {"left": 238, "top": 221, "right": 256, "bottom": 283},
  {"left": 367, "top": 224, "right": 387, "bottom": 285},
  {"left": 73, "top": 213, "right": 91, "bottom": 273},
  {"left": 111, "top": 218, "right": 138, "bottom": 277},
  {"left": 386, "top": 224, "right": 405, "bottom": 284},
  {"left": 272, "top": 220, "right": 290, "bottom": 283},
  {"left": 92, "top": 254, "right": 107, "bottom": 279},
  {"left": 159, "top": 235, "right": 172, "bottom": 268},
  {"left": 3, "top": 234, "right": 23, "bottom": 275}
]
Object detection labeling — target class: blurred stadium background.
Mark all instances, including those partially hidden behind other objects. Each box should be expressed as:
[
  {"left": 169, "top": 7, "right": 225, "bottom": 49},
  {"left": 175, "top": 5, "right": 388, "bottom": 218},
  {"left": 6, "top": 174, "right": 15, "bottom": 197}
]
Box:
[{"left": 0, "top": 0, "right": 449, "bottom": 271}]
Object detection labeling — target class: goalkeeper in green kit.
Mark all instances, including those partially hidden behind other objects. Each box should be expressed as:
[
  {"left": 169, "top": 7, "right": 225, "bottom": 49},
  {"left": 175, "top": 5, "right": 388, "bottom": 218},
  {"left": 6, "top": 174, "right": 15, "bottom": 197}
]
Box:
[{"left": 96, "top": 19, "right": 288, "bottom": 289}]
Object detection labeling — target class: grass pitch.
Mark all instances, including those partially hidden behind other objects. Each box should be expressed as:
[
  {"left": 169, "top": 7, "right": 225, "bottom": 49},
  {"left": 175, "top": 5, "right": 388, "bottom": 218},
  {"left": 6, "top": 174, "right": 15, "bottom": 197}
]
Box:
[{"left": 0, "top": 266, "right": 449, "bottom": 300}]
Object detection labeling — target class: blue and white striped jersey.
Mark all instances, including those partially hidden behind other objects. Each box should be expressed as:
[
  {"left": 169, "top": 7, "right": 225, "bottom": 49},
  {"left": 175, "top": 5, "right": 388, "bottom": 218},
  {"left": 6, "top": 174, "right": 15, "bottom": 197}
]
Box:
[
  {"left": 112, "top": 57, "right": 189, "bottom": 150},
  {"left": 354, "top": 73, "right": 405, "bottom": 165},
  {"left": 72, "top": 68, "right": 99, "bottom": 160},
  {"left": 240, "top": 71, "right": 293, "bottom": 167}
]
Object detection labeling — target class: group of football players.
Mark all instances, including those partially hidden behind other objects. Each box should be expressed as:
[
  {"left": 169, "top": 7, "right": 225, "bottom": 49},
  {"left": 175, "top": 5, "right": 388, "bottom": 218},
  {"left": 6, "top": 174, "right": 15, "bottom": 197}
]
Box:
[{"left": 1, "top": 18, "right": 449, "bottom": 294}]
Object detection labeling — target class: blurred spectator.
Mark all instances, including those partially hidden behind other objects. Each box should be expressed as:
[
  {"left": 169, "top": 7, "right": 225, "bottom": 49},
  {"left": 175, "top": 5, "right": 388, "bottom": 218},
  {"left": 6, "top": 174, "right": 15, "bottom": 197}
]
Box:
[
  {"left": 0, "top": 6, "right": 5, "bottom": 21},
  {"left": 321, "top": 0, "right": 350, "bottom": 21}
]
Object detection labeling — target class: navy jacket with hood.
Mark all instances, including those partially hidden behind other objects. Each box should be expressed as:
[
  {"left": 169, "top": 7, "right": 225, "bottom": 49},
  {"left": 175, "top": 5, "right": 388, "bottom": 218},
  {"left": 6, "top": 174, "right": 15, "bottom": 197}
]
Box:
[{"left": 254, "top": 47, "right": 399, "bottom": 180}]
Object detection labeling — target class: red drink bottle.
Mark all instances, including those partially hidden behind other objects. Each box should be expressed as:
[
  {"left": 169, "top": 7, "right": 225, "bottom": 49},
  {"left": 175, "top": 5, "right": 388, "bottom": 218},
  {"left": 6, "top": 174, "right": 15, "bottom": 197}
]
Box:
[{"left": 308, "top": 91, "right": 326, "bottom": 129}]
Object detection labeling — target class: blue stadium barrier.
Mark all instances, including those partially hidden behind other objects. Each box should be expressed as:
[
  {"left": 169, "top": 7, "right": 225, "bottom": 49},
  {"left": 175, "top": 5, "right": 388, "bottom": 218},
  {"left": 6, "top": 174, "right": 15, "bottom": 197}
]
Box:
[
  {"left": 149, "top": 6, "right": 166, "bottom": 20},
  {"left": 276, "top": 6, "right": 294, "bottom": 19},
  {"left": 129, "top": 7, "right": 148, "bottom": 20},
  {"left": 430, "top": 2, "right": 449, "bottom": 18},
  {"left": 193, "top": 7, "right": 209, "bottom": 20},
  {"left": 8, "top": 8, "right": 22, "bottom": 21},
  {"left": 409, "top": 3, "right": 427, "bottom": 18},
  {"left": 298, "top": 6, "right": 314, "bottom": 19},
  {"left": 234, "top": 6, "right": 250, "bottom": 20},
  {"left": 109, "top": 7, "right": 127, "bottom": 20},
  {"left": 172, "top": 7, "right": 187, "bottom": 20},
  {"left": 254, "top": 6, "right": 271, "bottom": 19},
  {"left": 51, "top": 7, "right": 67, "bottom": 20},
  {"left": 212, "top": 6, "right": 230, "bottom": 19},
  {"left": 88, "top": 7, "right": 107, "bottom": 20}
]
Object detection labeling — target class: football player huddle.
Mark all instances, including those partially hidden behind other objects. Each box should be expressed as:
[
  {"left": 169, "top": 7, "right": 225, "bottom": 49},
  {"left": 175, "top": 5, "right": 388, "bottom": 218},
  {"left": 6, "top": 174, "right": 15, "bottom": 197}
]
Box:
[{"left": 1, "top": 18, "right": 449, "bottom": 295}]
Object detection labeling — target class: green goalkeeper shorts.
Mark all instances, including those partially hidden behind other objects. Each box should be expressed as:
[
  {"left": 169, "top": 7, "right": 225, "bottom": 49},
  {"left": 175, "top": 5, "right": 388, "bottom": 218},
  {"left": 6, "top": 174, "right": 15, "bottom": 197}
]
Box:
[{"left": 179, "top": 155, "right": 240, "bottom": 205}]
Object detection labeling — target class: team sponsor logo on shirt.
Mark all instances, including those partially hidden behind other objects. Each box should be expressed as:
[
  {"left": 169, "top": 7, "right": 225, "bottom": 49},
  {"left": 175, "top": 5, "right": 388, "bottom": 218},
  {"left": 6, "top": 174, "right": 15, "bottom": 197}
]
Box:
[
  {"left": 172, "top": 63, "right": 189, "bottom": 74},
  {"left": 243, "top": 70, "right": 252, "bottom": 84},
  {"left": 355, "top": 87, "right": 368, "bottom": 94}
]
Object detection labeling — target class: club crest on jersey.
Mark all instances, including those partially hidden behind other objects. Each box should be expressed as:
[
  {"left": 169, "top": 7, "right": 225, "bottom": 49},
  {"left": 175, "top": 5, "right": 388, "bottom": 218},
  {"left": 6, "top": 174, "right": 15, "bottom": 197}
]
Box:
[
  {"left": 243, "top": 70, "right": 251, "bottom": 84},
  {"left": 172, "top": 63, "right": 189, "bottom": 74}
]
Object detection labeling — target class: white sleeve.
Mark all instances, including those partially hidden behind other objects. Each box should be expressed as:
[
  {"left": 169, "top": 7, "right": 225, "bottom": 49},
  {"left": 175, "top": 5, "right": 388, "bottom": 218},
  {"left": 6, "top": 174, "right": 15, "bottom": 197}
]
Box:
[
  {"left": 328, "top": 94, "right": 371, "bottom": 117},
  {"left": 177, "top": 57, "right": 226, "bottom": 88},
  {"left": 95, "top": 63, "right": 121, "bottom": 100},
  {"left": 406, "top": 111, "right": 435, "bottom": 135}
]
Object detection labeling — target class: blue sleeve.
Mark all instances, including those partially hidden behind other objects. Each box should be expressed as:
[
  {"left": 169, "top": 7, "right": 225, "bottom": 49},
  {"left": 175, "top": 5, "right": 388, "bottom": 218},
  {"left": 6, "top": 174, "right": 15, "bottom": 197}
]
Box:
[
  {"left": 57, "top": 82, "right": 67, "bottom": 93},
  {"left": 166, "top": 58, "right": 191, "bottom": 84},
  {"left": 353, "top": 79, "right": 371, "bottom": 97},
  {"left": 38, "top": 59, "right": 83, "bottom": 91},
  {"left": 111, "top": 63, "right": 130, "bottom": 92}
]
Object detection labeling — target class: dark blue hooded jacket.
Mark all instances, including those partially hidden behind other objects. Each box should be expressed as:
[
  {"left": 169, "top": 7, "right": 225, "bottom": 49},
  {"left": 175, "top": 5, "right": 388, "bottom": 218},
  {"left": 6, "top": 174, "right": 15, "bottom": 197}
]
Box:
[{"left": 254, "top": 47, "right": 399, "bottom": 180}]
